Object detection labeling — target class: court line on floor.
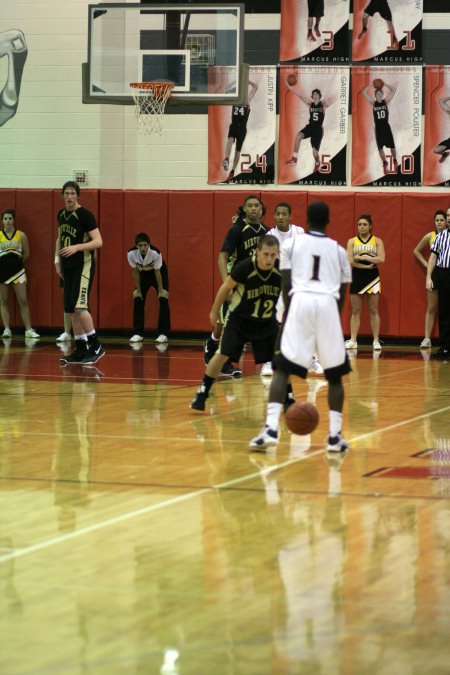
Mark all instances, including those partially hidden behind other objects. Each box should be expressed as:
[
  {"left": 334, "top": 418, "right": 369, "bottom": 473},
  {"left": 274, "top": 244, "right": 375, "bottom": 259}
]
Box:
[{"left": 2, "top": 403, "right": 449, "bottom": 565}]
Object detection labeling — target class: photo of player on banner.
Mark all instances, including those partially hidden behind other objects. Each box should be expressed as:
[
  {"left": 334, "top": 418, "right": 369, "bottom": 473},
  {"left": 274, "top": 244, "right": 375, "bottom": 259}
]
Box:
[
  {"left": 352, "top": 0, "right": 422, "bottom": 64},
  {"left": 207, "top": 67, "right": 275, "bottom": 185},
  {"left": 278, "top": 66, "right": 349, "bottom": 186},
  {"left": 423, "top": 66, "right": 450, "bottom": 188},
  {"left": 351, "top": 66, "right": 422, "bottom": 187},
  {"left": 280, "top": 0, "right": 350, "bottom": 64}
]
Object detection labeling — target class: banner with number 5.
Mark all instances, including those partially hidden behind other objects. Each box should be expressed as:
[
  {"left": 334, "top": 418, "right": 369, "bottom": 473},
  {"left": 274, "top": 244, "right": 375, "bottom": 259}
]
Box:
[
  {"left": 351, "top": 65, "right": 422, "bottom": 187},
  {"left": 277, "top": 65, "right": 349, "bottom": 186},
  {"left": 207, "top": 66, "right": 275, "bottom": 185}
]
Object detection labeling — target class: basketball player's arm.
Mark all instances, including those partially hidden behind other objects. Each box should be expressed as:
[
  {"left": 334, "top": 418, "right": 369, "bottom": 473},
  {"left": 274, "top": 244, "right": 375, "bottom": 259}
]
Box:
[
  {"left": 384, "top": 83, "right": 396, "bottom": 104},
  {"left": 413, "top": 233, "right": 432, "bottom": 269},
  {"left": 426, "top": 252, "right": 437, "bottom": 291},
  {"left": 131, "top": 267, "right": 142, "bottom": 299},
  {"left": 285, "top": 79, "right": 310, "bottom": 105},
  {"left": 362, "top": 85, "right": 374, "bottom": 104},
  {"left": 209, "top": 276, "right": 237, "bottom": 326},
  {"left": 438, "top": 96, "right": 450, "bottom": 114},
  {"left": 218, "top": 251, "right": 230, "bottom": 282},
  {"left": 281, "top": 269, "right": 292, "bottom": 317},
  {"left": 54, "top": 235, "right": 62, "bottom": 278},
  {"left": 19, "top": 231, "right": 30, "bottom": 262},
  {"left": 60, "top": 227, "right": 102, "bottom": 258}
]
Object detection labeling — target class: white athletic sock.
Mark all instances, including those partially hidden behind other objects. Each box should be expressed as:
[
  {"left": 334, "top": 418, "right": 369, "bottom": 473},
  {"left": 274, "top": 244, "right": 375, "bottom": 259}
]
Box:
[
  {"left": 211, "top": 333, "right": 219, "bottom": 342},
  {"left": 266, "top": 402, "right": 283, "bottom": 432},
  {"left": 329, "top": 410, "right": 343, "bottom": 437},
  {"left": 75, "top": 334, "right": 87, "bottom": 341}
]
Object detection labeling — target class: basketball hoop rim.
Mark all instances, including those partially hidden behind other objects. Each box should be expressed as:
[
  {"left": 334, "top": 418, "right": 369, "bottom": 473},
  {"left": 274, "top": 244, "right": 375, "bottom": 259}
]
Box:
[{"left": 130, "top": 81, "right": 174, "bottom": 91}]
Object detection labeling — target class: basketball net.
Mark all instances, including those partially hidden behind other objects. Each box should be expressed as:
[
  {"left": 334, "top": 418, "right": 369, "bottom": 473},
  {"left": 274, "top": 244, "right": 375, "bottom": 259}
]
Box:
[{"left": 130, "top": 82, "right": 174, "bottom": 135}]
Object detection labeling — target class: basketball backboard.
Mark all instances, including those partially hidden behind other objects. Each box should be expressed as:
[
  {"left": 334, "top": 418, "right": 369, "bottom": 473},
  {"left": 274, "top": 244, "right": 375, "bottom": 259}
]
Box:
[{"left": 83, "top": 3, "right": 247, "bottom": 105}]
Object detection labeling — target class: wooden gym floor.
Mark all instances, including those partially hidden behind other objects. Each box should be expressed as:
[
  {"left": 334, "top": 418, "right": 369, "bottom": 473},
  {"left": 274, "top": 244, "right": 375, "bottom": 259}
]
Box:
[{"left": 0, "top": 338, "right": 449, "bottom": 674}]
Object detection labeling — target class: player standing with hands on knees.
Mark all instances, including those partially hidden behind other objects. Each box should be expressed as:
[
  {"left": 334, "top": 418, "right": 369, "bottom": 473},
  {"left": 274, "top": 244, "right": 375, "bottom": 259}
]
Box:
[
  {"left": 55, "top": 181, "right": 104, "bottom": 365},
  {"left": 128, "top": 232, "right": 170, "bottom": 344},
  {"left": 250, "top": 202, "right": 351, "bottom": 452}
]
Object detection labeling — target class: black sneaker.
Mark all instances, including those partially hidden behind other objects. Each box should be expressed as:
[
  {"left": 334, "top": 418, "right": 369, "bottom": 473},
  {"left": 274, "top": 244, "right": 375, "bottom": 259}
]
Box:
[
  {"left": 190, "top": 390, "right": 208, "bottom": 411},
  {"left": 204, "top": 337, "right": 218, "bottom": 365},
  {"left": 431, "top": 347, "right": 449, "bottom": 360},
  {"left": 60, "top": 348, "right": 86, "bottom": 364},
  {"left": 82, "top": 345, "right": 105, "bottom": 365},
  {"left": 220, "top": 362, "right": 242, "bottom": 378}
]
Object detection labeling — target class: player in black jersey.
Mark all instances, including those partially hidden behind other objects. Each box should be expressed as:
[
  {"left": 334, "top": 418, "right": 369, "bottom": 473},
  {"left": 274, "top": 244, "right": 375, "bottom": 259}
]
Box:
[
  {"left": 363, "top": 82, "right": 398, "bottom": 175},
  {"left": 285, "top": 85, "right": 331, "bottom": 172},
  {"left": 433, "top": 96, "right": 450, "bottom": 164},
  {"left": 191, "top": 234, "right": 294, "bottom": 411},
  {"left": 204, "top": 195, "right": 268, "bottom": 372},
  {"left": 357, "top": 0, "right": 398, "bottom": 49},
  {"left": 55, "top": 181, "right": 104, "bottom": 366},
  {"left": 307, "top": 0, "right": 325, "bottom": 42},
  {"left": 222, "top": 80, "right": 258, "bottom": 182}
]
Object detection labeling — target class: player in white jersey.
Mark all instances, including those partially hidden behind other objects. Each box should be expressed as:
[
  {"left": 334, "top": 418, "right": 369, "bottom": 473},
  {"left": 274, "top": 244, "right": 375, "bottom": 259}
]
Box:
[
  {"left": 267, "top": 202, "right": 324, "bottom": 377},
  {"left": 250, "top": 201, "right": 352, "bottom": 452}
]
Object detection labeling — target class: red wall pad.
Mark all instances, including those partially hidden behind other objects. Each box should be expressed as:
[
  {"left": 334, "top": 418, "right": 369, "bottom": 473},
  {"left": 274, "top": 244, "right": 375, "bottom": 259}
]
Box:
[
  {"left": 168, "top": 191, "right": 214, "bottom": 332},
  {"left": 98, "top": 190, "right": 125, "bottom": 328},
  {"left": 399, "top": 193, "right": 448, "bottom": 339},
  {"left": 52, "top": 189, "right": 100, "bottom": 329},
  {"left": 263, "top": 191, "right": 308, "bottom": 229},
  {"left": 353, "top": 192, "right": 402, "bottom": 338},
  {"left": 122, "top": 191, "right": 169, "bottom": 334}
]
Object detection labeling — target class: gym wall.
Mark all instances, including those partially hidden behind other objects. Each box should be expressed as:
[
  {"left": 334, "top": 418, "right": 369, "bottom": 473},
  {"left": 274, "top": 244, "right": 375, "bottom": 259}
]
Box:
[{"left": 0, "top": 187, "right": 446, "bottom": 340}]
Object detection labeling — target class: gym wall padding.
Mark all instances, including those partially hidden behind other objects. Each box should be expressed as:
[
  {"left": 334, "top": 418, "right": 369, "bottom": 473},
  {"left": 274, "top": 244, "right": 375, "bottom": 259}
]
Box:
[
  {"left": 400, "top": 193, "right": 448, "bottom": 338},
  {"left": 1, "top": 188, "right": 449, "bottom": 339}
]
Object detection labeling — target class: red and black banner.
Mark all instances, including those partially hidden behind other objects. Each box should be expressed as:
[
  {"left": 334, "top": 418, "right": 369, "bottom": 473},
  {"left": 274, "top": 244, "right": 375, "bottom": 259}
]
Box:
[
  {"left": 278, "top": 66, "right": 349, "bottom": 186},
  {"left": 351, "top": 65, "right": 422, "bottom": 187},
  {"left": 207, "top": 67, "right": 276, "bottom": 185},
  {"left": 280, "top": 0, "right": 350, "bottom": 64},
  {"left": 352, "top": 0, "right": 422, "bottom": 64},
  {"left": 423, "top": 66, "right": 450, "bottom": 188}
]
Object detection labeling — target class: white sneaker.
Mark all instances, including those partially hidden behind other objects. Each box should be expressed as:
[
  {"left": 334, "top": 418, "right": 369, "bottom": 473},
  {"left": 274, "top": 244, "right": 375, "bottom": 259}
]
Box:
[
  {"left": 420, "top": 338, "right": 431, "bottom": 349},
  {"left": 25, "top": 329, "right": 40, "bottom": 338},
  {"left": 155, "top": 334, "right": 168, "bottom": 343},
  {"left": 2, "top": 328, "right": 12, "bottom": 338},
  {"left": 373, "top": 340, "right": 382, "bottom": 351},
  {"left": 129, "top": 334, "right": 143, "bottom": 343},
  {"left": 327, "top": 434, "right": 349, "bottom": 452},
  {"left": 260, "top": 362, "right": 273, "bottom": 377},
  {"left": 56, "top": 331, "right": 71, "bottom": 342},
  {"left": 345, "top": 339, "right": 357, "bottom": 349},
  {"left": 308, "top": 355, "right": 324, "bottom": 375},
  {"left": 249, "top": 425, "right": 278, "bottom": 450}
]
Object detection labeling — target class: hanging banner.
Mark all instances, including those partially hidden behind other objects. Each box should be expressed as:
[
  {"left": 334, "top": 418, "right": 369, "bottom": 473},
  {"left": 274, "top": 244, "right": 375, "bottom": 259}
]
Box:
[
  {"left": 423, "top": 66, "right": 450, "bottom": 188},
  {"left": 352, "top": 0, "right": 423, "bottom": 64},
  {"left": 207, "top": 66, "right": 275, "bottom": 185},
  {"left": 277, "top": 66, "right": 349, "bottom": 186},
  {"left": 351, "top": 65, "right": 422, "bottom": 187},
  {"left": 280, "top": 0, "right": 350, "bottom": 64}
]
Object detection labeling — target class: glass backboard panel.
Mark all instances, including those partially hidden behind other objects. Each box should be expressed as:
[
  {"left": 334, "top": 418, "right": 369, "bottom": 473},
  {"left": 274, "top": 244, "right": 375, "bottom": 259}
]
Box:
[{"left": 86, "top": 3, "right": 244, "bottom": 104}]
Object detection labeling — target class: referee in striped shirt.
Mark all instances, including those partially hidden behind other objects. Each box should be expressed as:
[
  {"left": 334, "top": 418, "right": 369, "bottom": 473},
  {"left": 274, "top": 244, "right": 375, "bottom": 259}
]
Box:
[{"left": 426, "top": 218, "right": 450, "bottom": 359}]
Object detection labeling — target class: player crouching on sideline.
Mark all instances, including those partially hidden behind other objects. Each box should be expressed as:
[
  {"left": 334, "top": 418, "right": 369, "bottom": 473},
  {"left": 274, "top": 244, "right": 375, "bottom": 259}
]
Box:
[
  {"left": 190, "top": 235, "right": 295, "bottom": 412},
  {"left": 249, "top": 201, "right": 352, "bottom": 452}
]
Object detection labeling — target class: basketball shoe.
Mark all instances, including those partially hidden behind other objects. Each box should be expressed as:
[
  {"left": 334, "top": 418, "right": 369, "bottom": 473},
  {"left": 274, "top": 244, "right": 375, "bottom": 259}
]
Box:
[
  {"left": 82, "top": 344, "right": 105, "bottom": 365},
  {"left": 327, "top": 434, "right": 349, "bottom": 452},
  {"left": 249, "top": 425, "right": 278, "bottom": 450},
  {"left": 190, "top": 386, "right": 208, "bottom": 411}
]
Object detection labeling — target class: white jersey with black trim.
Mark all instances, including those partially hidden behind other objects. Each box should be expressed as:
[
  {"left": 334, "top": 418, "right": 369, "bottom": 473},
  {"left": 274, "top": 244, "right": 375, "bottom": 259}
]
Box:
[
  {"left": 127, "top": 247, "right": 162, "bottom": 272},
  {"left": 270, "top": 224, "right": 305, "bottom": 246},
  {"left": 280, "top": 231, "right": 351, "bottom": 299}
]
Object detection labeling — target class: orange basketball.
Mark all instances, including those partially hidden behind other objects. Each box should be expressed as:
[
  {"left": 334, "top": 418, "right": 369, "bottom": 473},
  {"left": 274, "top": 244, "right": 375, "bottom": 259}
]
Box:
[
  {"left": 285, "top": 402, "right": 319, "bottom": 435},
  {"left": 373, "top": 78, "right": 384, "bottom": 90},
  {"left": 287, "top": 73, "right": 297, "bottom": 86}
]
